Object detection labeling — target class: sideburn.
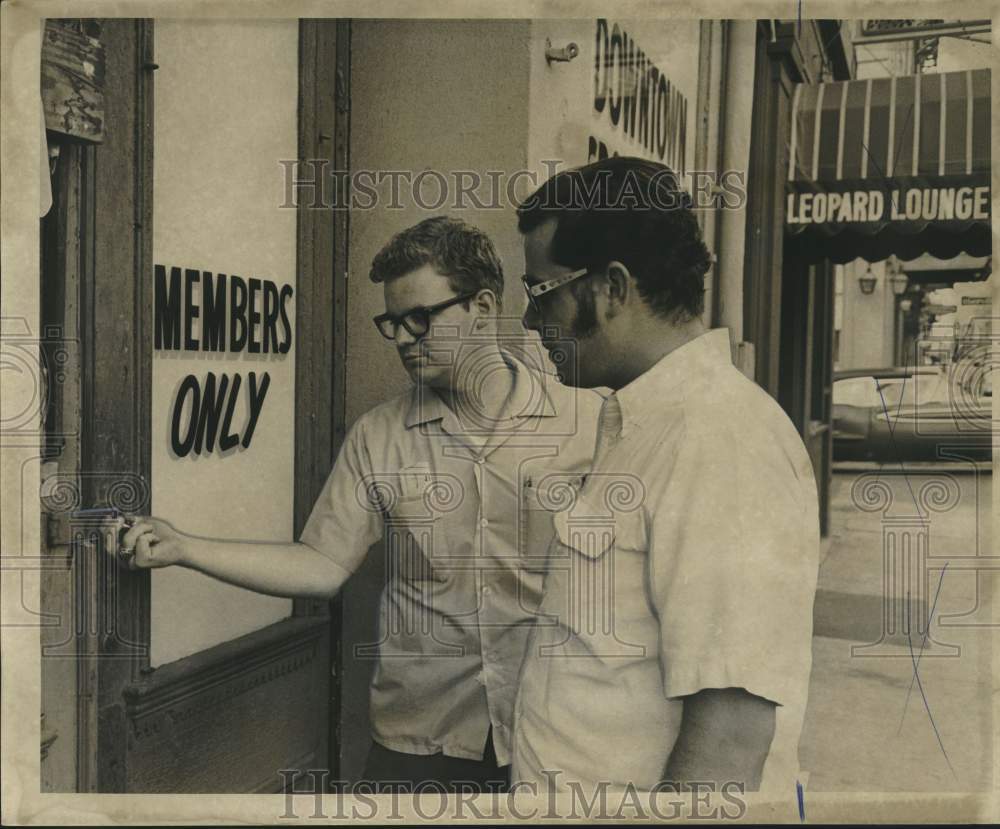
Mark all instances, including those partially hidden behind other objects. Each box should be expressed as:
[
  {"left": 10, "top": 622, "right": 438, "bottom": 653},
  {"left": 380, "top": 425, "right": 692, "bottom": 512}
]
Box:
[{"left": 569, "top": 281, "right": 599, "bottom": 339}]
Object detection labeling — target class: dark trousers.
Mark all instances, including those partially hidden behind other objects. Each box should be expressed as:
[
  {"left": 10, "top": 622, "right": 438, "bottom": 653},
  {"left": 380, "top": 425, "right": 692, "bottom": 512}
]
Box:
[{"left": 358, "top": 729, "right": 510, "bottom": 793}]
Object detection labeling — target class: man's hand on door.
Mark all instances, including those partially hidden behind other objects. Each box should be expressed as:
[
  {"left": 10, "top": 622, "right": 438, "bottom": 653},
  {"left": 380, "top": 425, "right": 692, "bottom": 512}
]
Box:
[
  {"left": 118, "top": 517, "right": 187, "bottom": 569},
  {"left": 104, "top": 516, "right": 350, "bottom": 599}
]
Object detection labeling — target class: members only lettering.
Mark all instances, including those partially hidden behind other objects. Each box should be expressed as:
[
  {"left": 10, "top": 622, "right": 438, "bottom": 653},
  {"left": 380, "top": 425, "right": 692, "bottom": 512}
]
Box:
[
  {"left": 787, "top": 185, "right": 990, "bottom": 225},
  {"left": 154, "top": 264, "right": 294, "bottom": 458}
]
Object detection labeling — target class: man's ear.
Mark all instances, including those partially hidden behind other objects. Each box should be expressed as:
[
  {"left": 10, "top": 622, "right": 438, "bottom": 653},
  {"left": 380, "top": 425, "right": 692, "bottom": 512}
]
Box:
[
  {"left": 473, "top": 289, "right": 498, "bottom": 327},
  {"left": 604, "top": 261, "right": 632, "bottom": 315}
]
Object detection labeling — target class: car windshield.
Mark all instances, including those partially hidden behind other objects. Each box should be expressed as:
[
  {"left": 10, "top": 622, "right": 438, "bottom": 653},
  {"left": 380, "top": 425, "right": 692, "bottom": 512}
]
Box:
[
  {"left": 833, "top": 370, "right": 954, "bottom": 410},
  {"left": 879, "top": 374, "right": 952, "bottom": 407},
  {"left": 833, "top": 377, "right": 883, "bottom": 408}
]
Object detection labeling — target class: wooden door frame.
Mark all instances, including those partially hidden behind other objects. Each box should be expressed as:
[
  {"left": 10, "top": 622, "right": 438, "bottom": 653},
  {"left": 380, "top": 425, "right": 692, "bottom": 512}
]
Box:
[
  {"left": 296, "top": 18, "right": 351, "bottom": 784},
  {"left": 743, "top": 21, "right": 840, "bottom": 536},
  {"left": 86, "top": 18, "right": 155, "bottom": 793},
  {"left": 742, "top": 24, "right": 792, "bottom": 399},
  {"left": 777, "top": 251, "right": 834, "bottom": 536},
  {"left": 39, "top": 135, "right": 98, "bottom": 793},
  {"left": 811, "top": 258, "right": 835, "bottom": 536},
  {"left": 85, "top": 18, "right": 349, "bottom": 792}
]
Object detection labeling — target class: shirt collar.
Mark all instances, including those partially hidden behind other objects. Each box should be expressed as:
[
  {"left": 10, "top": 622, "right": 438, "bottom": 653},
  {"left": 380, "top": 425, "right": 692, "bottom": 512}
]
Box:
[
  {"left": 404, "top": 349, "right": 558, "bottom": 430},
  {"left": 614, "top": 328, "right": 733, "bottom": 435}
]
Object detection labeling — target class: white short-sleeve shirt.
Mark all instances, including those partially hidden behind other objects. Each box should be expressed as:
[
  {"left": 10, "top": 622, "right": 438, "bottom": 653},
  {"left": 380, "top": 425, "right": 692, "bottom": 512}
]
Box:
[
  {"left": 511, "top": 328, "right": 820, "bottom": 792},
  {"left": 300, "top": 352, "right": 602, "bottom": 765}
]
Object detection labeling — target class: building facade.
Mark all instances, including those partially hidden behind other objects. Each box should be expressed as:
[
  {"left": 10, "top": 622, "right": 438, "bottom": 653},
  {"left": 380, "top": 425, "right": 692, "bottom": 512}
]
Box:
[
  {"left": 12, "top": 15, "right": 864, "bottom": 791},
  {"left": 831, "top": 22, "right": 993, "bottom": 375}
]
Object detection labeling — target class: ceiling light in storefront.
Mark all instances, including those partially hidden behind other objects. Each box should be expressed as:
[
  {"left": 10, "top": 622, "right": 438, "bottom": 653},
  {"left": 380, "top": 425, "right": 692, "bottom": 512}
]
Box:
[{"left": 858, "top": 265, "right": 878, "bottom": 295}]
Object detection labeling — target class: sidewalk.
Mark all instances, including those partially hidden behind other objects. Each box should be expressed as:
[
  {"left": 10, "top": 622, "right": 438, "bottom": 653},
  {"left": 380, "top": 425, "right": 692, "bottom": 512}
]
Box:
[{"left": 799, "top": 466, "right": 995, "bottom": 792}]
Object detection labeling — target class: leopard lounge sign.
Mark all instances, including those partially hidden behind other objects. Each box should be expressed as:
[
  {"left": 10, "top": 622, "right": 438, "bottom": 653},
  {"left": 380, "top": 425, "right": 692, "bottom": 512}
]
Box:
[{"left": 785, "top": 68, "right": 991, "bottom": 263}]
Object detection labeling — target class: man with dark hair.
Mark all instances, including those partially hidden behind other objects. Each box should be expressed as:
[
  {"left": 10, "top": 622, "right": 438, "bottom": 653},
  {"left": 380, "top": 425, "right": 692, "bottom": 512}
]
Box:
[
  {"left": 512, "top": 157, "right": 819, "bottom": 794},
  {"left": 120, "top": 216, "right": 601, "bottom": 792}
]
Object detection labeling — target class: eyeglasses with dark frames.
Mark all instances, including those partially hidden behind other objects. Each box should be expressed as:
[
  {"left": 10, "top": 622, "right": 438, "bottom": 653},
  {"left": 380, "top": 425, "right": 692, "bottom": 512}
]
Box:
[
  {"left": 373, "top": 291, "right": 479, "bottom": 341},
  {"left": 521, "top": 268, "right": 590, "bottom": 314}
]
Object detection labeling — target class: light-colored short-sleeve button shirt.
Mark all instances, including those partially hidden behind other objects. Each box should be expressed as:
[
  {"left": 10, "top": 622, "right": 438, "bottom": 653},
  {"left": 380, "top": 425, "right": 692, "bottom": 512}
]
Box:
[
  {"left": 301, "top": 352, "right": 601, "bottom": 765},
  {"left": 512, "top": 328, "right": 820, "bottom": 791}
]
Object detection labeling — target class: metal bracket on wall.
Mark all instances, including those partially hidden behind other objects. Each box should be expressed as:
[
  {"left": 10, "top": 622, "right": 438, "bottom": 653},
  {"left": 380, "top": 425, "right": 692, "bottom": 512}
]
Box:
[{"left": 545, "top": 38, "right": 579, "bottom": 63}]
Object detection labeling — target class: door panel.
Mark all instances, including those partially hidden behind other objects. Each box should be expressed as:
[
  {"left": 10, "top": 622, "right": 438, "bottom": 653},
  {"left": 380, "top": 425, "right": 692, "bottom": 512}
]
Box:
[
  {"left": 122, "top": 616, "right": 329, "bottom": 792},
  {"left": 37, "top": 18, "right": 344, "bottom": 792},
  {"left": 779, "top": 253, "right": 834, "bottom": 536}
]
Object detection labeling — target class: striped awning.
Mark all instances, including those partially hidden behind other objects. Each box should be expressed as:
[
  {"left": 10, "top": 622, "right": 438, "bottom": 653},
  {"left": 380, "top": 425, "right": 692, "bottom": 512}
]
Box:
[{"left": 785, "top": 68, "right": 991, "bottom": 264}]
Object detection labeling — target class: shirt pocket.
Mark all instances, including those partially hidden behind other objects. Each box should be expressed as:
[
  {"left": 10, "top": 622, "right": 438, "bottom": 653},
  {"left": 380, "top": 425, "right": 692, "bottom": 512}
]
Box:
[
  {"left": 385, "top": 494, "right": 451, "bottom": 583},
  {"left": 519, "top": 476, "right": 582, "bottom": 573},
  {"left": 552, "top": 486, "right": 648, "bottom": 560},
  {"left": 550, "top": 486, "right": 651, "bottom": 634}
]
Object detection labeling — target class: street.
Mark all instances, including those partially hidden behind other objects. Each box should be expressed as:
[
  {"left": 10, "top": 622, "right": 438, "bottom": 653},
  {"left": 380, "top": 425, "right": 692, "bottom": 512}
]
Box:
[{"left": 801, "top": 465, "right": 994, "bottom": 791}]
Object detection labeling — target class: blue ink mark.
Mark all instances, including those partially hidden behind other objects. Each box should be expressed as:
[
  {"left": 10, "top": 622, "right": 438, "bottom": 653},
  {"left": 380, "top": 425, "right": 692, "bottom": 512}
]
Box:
[
  {"left": 899, "top": 566, "right": 957, "bottom": 779},
  {"left": 906, "top": 626, "right": 957, "bottom": 779},
  {"left": 795, "top": 779, "right": 805, "bottom": 822},
  {"left": 898, "top": 563, "right": 949, "bottom": 734}
]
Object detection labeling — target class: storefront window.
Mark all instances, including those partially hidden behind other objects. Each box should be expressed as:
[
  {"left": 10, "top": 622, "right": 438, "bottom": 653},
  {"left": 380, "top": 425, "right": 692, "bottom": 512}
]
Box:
[{"left": 150, "top": 20, "right": 298, "bottom": 666}]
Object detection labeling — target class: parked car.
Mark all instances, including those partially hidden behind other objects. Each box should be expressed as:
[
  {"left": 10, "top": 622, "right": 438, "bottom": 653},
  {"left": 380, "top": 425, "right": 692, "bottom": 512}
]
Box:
[{"left": 832, "top": 366, "right": 992, "bottom": 462}]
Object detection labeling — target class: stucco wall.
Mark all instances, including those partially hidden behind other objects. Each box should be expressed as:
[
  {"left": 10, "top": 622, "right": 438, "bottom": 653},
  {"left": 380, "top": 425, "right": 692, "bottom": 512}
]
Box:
[
  {"left": 346, "top": 19, "right": 532, "bottom": 427},
  {"left": 341, "top": 19, "right": 531, "bottom": 779},
  {"left": 839, "top": 258, "right": 896, "bottom": 369}
]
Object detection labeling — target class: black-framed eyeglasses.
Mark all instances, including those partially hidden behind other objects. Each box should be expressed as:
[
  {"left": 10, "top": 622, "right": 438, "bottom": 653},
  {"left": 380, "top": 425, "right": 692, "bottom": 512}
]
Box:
[
  {"left": 373, "top": 291, "right": 479, "bottom": 340},
  {"left": 521, "top": 268, "right": 590, "bottom": 314}
]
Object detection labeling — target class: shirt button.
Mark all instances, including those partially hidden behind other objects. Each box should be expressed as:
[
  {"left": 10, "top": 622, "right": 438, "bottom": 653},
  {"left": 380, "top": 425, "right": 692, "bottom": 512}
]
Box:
[
  {"left": 475, "top": 457, "right": 485, "bottom": 465},
  {"left": 480, "top": 518, "right": 489, "bottom": 528},
  {"left": 481, "top": 584, "right": 491, "bottom": 596}
]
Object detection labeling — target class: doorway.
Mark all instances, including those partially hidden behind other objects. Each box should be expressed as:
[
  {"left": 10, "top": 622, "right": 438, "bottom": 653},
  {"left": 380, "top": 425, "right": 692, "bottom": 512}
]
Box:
[{"left": 37, "top": 18, "right": 349, "bottom": 792}]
